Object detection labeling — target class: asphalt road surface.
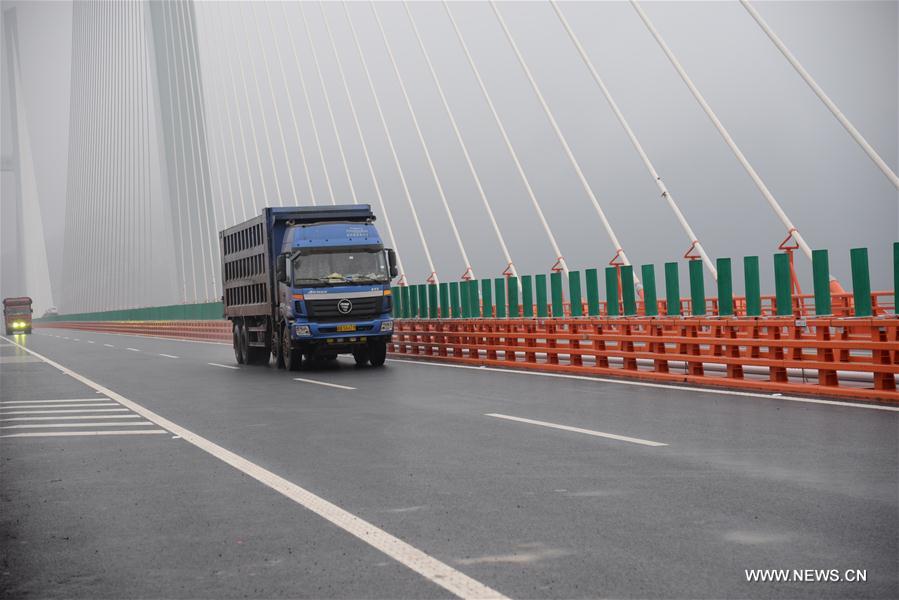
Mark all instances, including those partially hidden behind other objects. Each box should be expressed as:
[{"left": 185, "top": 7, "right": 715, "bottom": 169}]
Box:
[{"left": 2, "top": 328, "right": 897, "bottom": 599}]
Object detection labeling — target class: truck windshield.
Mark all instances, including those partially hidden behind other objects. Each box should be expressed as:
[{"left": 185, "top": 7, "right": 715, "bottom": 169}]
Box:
[
  {"left": 293, "top": 250, "right": 388, "bottom": 285},
  {"left": 4, "top": 306, "right": 30, "bottom": 315}
]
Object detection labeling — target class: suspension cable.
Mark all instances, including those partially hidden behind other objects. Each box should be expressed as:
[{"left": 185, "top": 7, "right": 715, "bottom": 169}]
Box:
[
  {"left": 269, "top": 3, "right": 317, "bottom": 205},
  {"left": 741, "top": 0, "right": 898, "bottom": 190},
  {"left": 371, "top": 2, "right": 474, "bottom": 281},
  {"left": 283, "top": 3, "right": 336, "bottom": 205},
  {"left": 344, "top": 2, "right": 437, "bottom": 284},
  {"left": 551, "top": 1, "right": 717, "bottom": 280},
  {"left": 404, "top": 2, "right": 516, "bottom": 278},
  {"left": 631, "top": 0, "right": 818, "bottom": 267},
  {"left": 300, "top": 4, "right": 358, "bottom": 205},
  {"left": 491, "top": 1, "right": 638, "bottom": 285},
  {"left": 321, "top": 4, "right": 405, "bottom": 278},
  {"left": 443, "top": 2, "right": 567, "bottom": 275}
]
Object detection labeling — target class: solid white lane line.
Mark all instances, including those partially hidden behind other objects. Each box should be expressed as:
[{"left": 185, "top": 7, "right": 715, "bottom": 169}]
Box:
[
  {"left": 486, "top": 413, "right": 668, "bottom": 447},
  {"left": 390, "top": 359, "right": 899, "bottom": 413},
  {"left": 159, "top": 354, "right": 179, "bottom": 359},
  {"left": 0, "top": 398, "right": 108, "bottom": 405},
  {"left": 208, "top": 362, "right": 239, "bottom": 370},
  {"left": 1, "top": 430, "right": 168, "bottom": 439},
  {"left": 103, "top": 343, "right": 114, "bottom": 348},
  {"left": 1, "top": 421, "right": 155, "bottom": 429},
  {"left": 1, "top": 415, "right": 142, "bottom": 422},
  {"left": 1, "top": 335, "right": 506, "bottom": 600},
  {"left": 293, "top": 377, "right": 356, "bottom": 391},
  {"left": 0, "top": 408, "right": 129, "bottom": 415},
  {"left": 126, "top": 347, "right": 140, "bottom": 352},
  {"left": 0, "top": 403, "right": 118, "bottom": 410}
]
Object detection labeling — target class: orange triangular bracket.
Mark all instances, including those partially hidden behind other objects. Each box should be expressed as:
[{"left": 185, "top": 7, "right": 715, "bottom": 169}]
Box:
[
  {"left": 551, "top": 257, "right": 566, "bottom": 272},
  {"left": 460, "top": 266, "right": 474, "bottom": 281},
  {"left": 683, "top": 240, "right": 702, "bottom": 261},
  {"left": 778, "top": 228, "right": 800, "bottom": 251},
  {"left": 608, "top": 249, "right": 625, "bottom": 266},
  {"left": 426, "top": 272, "right": 438, "bottom": 284},
  {"left": 396, "top": 273, "right": 408, "bottom": 286},
  {"left": 502, "top": 263, "right": 516, "bottom": 278}
]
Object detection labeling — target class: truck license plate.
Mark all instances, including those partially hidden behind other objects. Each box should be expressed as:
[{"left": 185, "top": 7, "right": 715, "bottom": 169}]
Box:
[{"left": 336, "top": 324, "right": 356, "bottom": 332}]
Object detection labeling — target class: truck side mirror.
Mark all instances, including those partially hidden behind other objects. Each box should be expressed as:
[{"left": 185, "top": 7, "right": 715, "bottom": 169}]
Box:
[
  {"left": 387, "top": 249, "right": 398, "bottom": 278},
  {"left": 276, "top": 254, "right": 287, "bottom": 283}
]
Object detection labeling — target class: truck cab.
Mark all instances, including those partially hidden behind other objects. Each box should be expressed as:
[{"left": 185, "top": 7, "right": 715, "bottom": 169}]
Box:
[
  {"left": 3, "top": 297, "right": 33, "bottom": 335},
  {"left": 276, "top": 220, "right": 396, "bottom": 368}
]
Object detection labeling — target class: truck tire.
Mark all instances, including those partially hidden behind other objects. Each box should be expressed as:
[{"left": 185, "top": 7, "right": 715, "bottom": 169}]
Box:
[
  {"left": 282, "top": 325, "right": 302, "bottom": 371},
  {"left": 369, "top": 339, "right": 387, "bottom": 367},
  {"left": 352, "top": 346, "right": 370, "bottom": 367},
  {"left": 233, "top": 322, "right": 246, "bottom": 365}
]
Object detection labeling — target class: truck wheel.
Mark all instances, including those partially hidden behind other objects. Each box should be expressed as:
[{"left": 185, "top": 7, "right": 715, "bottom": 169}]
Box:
[
  {"left": 282, "top": 325, "right": 302, "bottom": 371},
  {"left": 233, "top": 322, "right": 246, "bottom": 365},
  {"left": 352, "top": 347, "right": 369, "bottom": 367},
  {"left": 369, "top": 339, "right": 387, "bottom": 367}
]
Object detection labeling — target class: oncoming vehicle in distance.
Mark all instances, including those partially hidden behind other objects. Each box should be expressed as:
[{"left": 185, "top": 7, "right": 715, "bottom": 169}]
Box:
[{"left": 3, "top": 297, "right": 33, "bottom": 335}]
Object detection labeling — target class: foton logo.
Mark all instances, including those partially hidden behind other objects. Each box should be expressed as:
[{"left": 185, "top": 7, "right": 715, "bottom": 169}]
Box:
[{"left": 337, "top": 299, "right": 353, "bottom": 314}]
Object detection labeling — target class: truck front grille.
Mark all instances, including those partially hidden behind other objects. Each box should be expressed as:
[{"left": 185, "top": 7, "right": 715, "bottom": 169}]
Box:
[{"left": 305, "top": 297, "right": 382, "bottom": 322}]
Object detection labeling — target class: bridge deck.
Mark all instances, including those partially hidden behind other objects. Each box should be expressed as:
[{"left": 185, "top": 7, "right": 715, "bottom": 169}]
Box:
[{"left": 2, "top": 329, "right": 897, "bottom": 599}]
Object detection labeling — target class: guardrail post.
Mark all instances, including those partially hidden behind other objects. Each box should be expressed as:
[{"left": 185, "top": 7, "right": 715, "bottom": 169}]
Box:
[
  {"left": 409, "top": 284, "right": 420, "bottom": 318},
  {"left": 585, "top": 268, "right": 600, "bottom": 316},
  {"left": 449, "top": 282, "right": 461, "bottom": 318},
  {"left": 495, "top": 278, "right": 507, "bottom": 318},
  {"left": 641, "top": 265, "right": 658, "bottom": 316},
  {"left": 621, "top": 265, "right": 636, "bottom": 316},
  {"left": 417, "top": 285, "right": 428, "bottom": 319},
  {"left": 521, "top": 275, "right": 534, "bottom": 317},
  {"left": 508, "top": 276, "right": 519, "bottom": 317},
  {"left": 774, "top": 253, "right": 793, "bottom": 316},
  {"left": 536, "top": 274, "right": 548, "bottom": 318},
  {"left": 664, "top": 262, "right": 680, "bottom": 316},
  {"left": 569, "top": 271, "right": 583, "bottom": 317},
  {"left": 605, "top": 267, "right": 620, "bottom": 317},
  {"left": 470, "top": 279, "right": 482, "bottom": 317},
  {"left": 439, "top": 283, "right": 449, "bottom": 318},
  {"left": 401, "top": 286, "right": 412, "bottom": 318},
  {"left": 481, "top": 279, "right": 493, "bottom": 318},
  {"left": 551, "top": 271, "right": 564, "bottom": 317},
  {"left": 689, "top": 260, "right": 705, "bottom": 316},
  {"left": 743, "top": 256, "right": 761, "bottom": 317},
  {"left": 812, "top": 249, "right": 831, "bottom": 316},
  {"left": 716, "top": 258, "right": 733, "bottom": 317},
  {"left": 850, "top": 247, "right": 872, "bottom": 317},
  {"left": 428, "top": 284, "right": 438, "bottom": 319}
]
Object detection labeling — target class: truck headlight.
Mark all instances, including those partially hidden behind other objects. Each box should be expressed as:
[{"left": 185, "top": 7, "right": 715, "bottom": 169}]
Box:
[
  {"left": 380, "top": 320, "right": 394, "bottom": 332},
  {"left": 294, "top": 324, "right": 311, "bottom": 337},
  {"left": 12, "top": 321, "right": 25, "bottom": 329}
]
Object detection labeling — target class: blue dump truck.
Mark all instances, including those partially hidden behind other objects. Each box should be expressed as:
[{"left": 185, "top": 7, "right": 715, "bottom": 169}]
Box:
[{"left": 220, "top": 205, "right": 397, "bottom": 370}]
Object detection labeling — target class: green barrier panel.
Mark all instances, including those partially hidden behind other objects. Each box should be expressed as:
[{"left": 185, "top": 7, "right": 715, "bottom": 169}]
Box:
[
  {"left": 689, "top": 260, "right": 705, "bottom": 316},
  {"left": 743, "top": 256, "right": 761, "bottom": 317},
  {"left": 481, "top": 279, "right": 493, "bottom": 318},
  {"left": 605, "top": 267, "right": 620, "bottom": 317},
  {"left": 585, "top": 268, "right": 600, "bottom": 316},
  {"left": 428, "top": 284, "right": 438, "bottom": 319},
  {"left": 401, "top": 286, "right": 412, "bottom": 319},
  {"left": 468, "top": 280, "right": 481, "bottom": 318},
  {"left": 409, "top": 284, "right": 420, "bottom": 318},
  {"left": 550, "top": 271, "right": 564, "bottom": 317},
  {"left": 417, "top": 285, "right": 428, "bottom": 319},
  {"left": 494, "top": 278, "right": 507, "bottom": 318},
  {"left": 641, "top": 264, "right": 658, "bottom": 317},
  {"left": 664, "top": 262, "right": 680, "bottom": 316},
  {"left": 439, "top": 282, "right": 449, "bottom": 318},
  {"left": 507, "top": 277, "right": 519, "bottom": 317},
  {"left": 621, "top": 265, "right": 636, "bottom": 316},
  {"left": 773, "top": 253, "right": 793, "bottom": 316},
  {"left": 812, "top": 249, "right": 831, "bottom": 316},
  {"left": 568, "top": 271, "right": 583, "bottom": 317},
  {"left": 35, "top": 301, "right": 227, "bottom": 323},
  {"left": 449, "top": 282, "right": 461, "bottom": 318},
  {"left": 535, "top": 274, "right": 548, "bottom": 318},
  {"left": 521, "top": 275, "right": 534, "bottom": 317},
  {"left": 850, "top": 247, "right": 872, "bottom": 317},
  {"left": 391, "top": 287, "right": 401, "bottom": 318},
  {"left": 716, "top": 258, "right": 733, "bottom": 317},
  {"left": 460, "top": 281, "right": 471, "bottom": 318}
]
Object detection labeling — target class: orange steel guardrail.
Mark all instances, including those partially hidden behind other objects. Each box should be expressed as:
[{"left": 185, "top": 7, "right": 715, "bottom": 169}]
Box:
[
  {"left": 34, "top": 320, "right": 232, "bottom": 343},
  {"left": 388, "top": 316, "right": 899, "bottom": 403}
]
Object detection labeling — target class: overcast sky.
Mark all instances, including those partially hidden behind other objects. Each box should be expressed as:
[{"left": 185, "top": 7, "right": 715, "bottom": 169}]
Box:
[{"left": 2, "top": 0, "right": 897, "bottom": 305}]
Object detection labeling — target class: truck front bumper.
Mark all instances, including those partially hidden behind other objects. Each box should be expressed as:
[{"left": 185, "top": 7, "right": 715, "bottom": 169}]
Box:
[{"left": 290, "top": 318, "right": 393, "bottom": 342}]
